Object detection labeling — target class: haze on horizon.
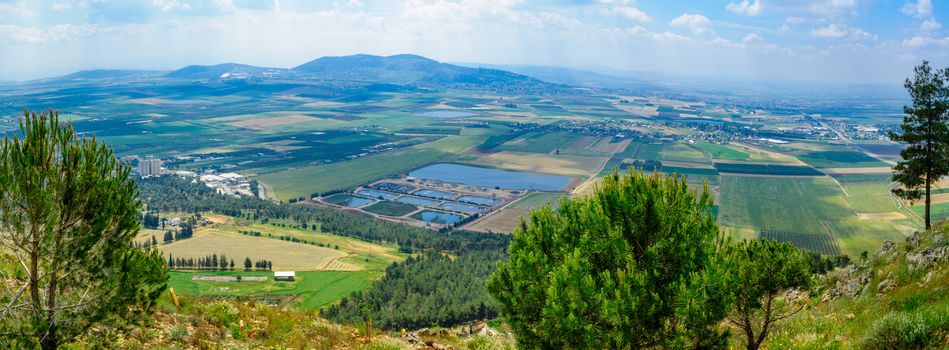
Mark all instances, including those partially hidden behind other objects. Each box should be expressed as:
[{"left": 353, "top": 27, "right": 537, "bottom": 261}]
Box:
[{"left": 0, "top": 0, "right": 947, "bottom": 85}]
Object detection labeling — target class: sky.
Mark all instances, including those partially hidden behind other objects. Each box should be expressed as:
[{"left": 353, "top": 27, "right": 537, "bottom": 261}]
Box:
[{"left": 0, "top": 0, "right": 947, "bottom": 85}]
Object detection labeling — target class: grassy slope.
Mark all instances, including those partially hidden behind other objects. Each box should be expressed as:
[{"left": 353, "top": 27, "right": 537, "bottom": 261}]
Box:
[{"left": 761, "top": 225, "right": 949, "bottom": 349}]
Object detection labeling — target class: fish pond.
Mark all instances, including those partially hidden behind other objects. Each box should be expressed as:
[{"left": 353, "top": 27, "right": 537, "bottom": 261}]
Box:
[
  {"left": 323, "top": 194, "right": 376, "bottom": 208},
  {"left": 457, "top": 195, "right": 498, "bottom": 206},
  {"left": 414, "top": 210, "right": 463, "bottom": 225},
  {"left": 356, "top": 189, "right": 400, "bottom": 200},
  {"left": 409, "top": 163, "right": 571, "bottom": 191},
  {"left": 413, "top": 189, "right": 456, "bottom": 200},
  {"left": 440, "top": 202, "right": 484, "bottom": 214},
  {"left": 396, "top": 196, "right": 441, "bottom": 207}
]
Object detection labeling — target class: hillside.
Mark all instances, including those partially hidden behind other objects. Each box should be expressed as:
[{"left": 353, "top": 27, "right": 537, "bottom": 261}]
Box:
[
  {"left": 765, "top": 224, "right": 949, "bottom": 349},
  {"left": 70, "top": 295, "right": 513, "bottom": 349}
]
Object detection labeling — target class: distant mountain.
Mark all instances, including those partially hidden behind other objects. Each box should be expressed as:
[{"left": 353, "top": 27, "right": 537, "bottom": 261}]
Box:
[
  {"left": 293, "top": 54, "right": 567, "bottom": 94},
  {"left": 59, "top": 69, "right": 165, "bottom": 80},
  {"left": 166, "top": 63, "right": 289, "bottom": 80},
  {"left": 49, "top": 55, "right": 570, "bottom": 94}
]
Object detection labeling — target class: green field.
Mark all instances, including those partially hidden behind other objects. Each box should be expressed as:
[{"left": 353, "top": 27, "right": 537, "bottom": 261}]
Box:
[
  {"left": 660, "top": 143, "right": 710, "bottom": 163},
  {"left": 617, "top": 141, "right": 662, "bottom": 160},
  {"left": 718, "top": 175, "right": 907, "bottom": 256},
  {"left": 834, "top": 174, "right": 905, "bottom": 214},
  {"left": 797, "top": 150, "right": 889, "bottom": 168},
  {"left": 509, "top": 192, "right": 566, "bottom": 210},
  {"left": 691, "top": 142, "right": 749, "bottom": 161},
  {"left": 169, "top": 270, "right": 375, "bottom": 309}
]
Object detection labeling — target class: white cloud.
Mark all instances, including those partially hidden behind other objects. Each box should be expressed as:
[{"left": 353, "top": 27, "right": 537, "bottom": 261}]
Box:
[
  {"left": 670, "top": 13, "right": 712, "bottom": 35},
  {"left": 51, "top": 2, "right": 72, "bottom": 12},
  {"left": 0, "top": 24, "right": 100, "bottom": 44},
  {"left": 921, "top": 19, "right": 941, "bottom": 31},
  {"left": 607, "top": 6, "right": 651, "bottom": 22},
  {"left": 785, "top": 16, "right": 805, "bottom": 24},
  {"left": 902, "top": 35, "right": 949, "bottom": 48},
  {"left": 810, "top": 23, "right": 876, "bottom": 41},
  {"left": 778, "top": 24, "right": 791, "bottom": 33},
  {"left": 901, "top": 0, "right": 932, "bottom": 18},
  {"left": 0, "top": 1, "right": 36, "bottom": 17},
  {"left": 152, "top": 0, "right": 192, "bottom": 12},
  {"left": 726, "top": 0, "right": 762, "bottom": 16}
]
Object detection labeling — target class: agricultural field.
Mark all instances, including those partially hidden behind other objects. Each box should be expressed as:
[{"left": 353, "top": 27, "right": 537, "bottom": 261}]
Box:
[
  {"left": 714, "top": 162, "right": 823, "bottom": 176},
  {"left": 617, "top": 142, "right": 663, "bottom": 160},
  {"left": 168, "top": 270, "right": 375, "bottom": 309},
  {"left": 465, "top": 192, "right": 565, "bottom": 233},
  {"left": 0, "top": 70, "right": 918, "bottom": 261},
  {"left": 759, "top": 230, "right": 841, "bottom": 255},
  {"left": 158, "top": 229, "right": 352, "bottom": 271},
  {"left": 158, "top": 219, "right": 405, "bottom": 309},
  {"left": 717, "top": 175, "right": 908, "bottom": 256},
  {"left": 796, "top": 149, "right": 890, "bottom": 168}
]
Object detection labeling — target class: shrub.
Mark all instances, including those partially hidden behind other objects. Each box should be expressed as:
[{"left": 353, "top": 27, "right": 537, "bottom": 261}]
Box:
[{"left": 860, "top": 304, "right": 949, "bottom": 349}]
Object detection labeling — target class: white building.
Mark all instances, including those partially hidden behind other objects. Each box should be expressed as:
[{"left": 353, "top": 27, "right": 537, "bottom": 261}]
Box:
[
  {"left": 274, "top": 271, "right": 295, "bottom": 281},
  {"left": 138, "top": 156, "right": 162, "bottom": 177}
]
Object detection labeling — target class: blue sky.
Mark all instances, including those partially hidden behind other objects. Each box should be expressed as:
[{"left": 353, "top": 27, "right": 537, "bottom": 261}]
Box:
[{"left": 0, "top": 0, "right": 946, "bottom": 85}]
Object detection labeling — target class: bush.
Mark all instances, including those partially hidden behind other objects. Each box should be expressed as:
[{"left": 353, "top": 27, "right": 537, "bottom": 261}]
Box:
[
  {"left": 861, "top": 304, "right": 949, "bottom": 349},
  {"left": 205, "top": 301, "right": 240, "bottom": 328},
  {"left": 168, "top": 325, "right": 189, "bottom": 341}
]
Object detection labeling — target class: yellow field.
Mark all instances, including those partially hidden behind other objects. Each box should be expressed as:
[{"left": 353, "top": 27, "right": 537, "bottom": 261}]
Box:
[
  {"left": 466, "top": 208, "right": 529, "bottom": 233},
  {"left": 472, "top": 151, "right": 607, "bottom": 178},
  {"left": 157, "top": 229, "right": 356, "bottom": 271},
  {"left": 215, "top": 222, "right": 404, "bottom": 263}
]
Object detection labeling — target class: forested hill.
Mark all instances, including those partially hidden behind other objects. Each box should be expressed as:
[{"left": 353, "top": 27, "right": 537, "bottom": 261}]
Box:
[
  {"left": 293, "top": 54, "right": 565, "bottom": 93},
  {"left": 80, "top": 54, "right": 572, "bottom": 94}
]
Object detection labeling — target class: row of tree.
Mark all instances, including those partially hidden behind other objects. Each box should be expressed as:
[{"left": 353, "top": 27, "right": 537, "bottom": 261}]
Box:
[{"left": 165, "top": 254, "right": 273, "bottom": 271}]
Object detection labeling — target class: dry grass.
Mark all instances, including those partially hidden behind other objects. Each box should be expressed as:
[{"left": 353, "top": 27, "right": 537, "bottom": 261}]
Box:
[
  {"left": 473, "top": 151, "right": 607, "bottom": 177},
  {"left": 856, "top": 212, "right": 908, "bottom": 220},
  {"left": 466, "top": 208, "right": 529, "bottom": 233},
  {"left": 157, "top": 229, "right": 354, "bottom": 271}
]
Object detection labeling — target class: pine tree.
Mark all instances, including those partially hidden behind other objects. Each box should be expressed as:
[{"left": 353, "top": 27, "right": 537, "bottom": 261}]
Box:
[
  {"left": 244, "top": 257, "right": 253, "bottom": 271},
  {"left": 0, "top": 110, "right": 168, "bottom": 349},
  {"left": 487, "top": 170, "right": 726, "bottom": 348},
  {"left": 720, "top": 240, "right": 812, "bottom": 350},
  {"left": 890, "top": 60, "right": 949, "bottom": 230}
]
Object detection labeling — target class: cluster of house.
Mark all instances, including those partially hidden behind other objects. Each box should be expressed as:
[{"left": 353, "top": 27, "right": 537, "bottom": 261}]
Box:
[{"left": 199, "top": 172, "right": 255, "bottom": 197}]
